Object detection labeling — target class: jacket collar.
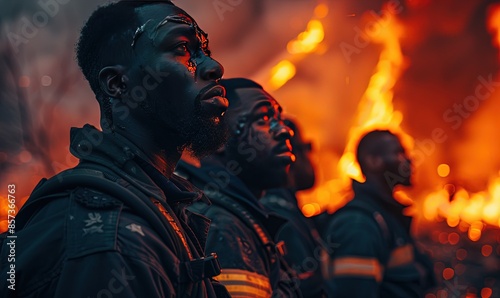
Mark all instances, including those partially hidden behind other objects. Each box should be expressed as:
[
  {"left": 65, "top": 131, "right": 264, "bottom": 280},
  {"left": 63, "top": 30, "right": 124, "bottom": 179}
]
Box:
[
  {"left": 176, "top": 159, "right": 287, "bottom": 224},
  {"left": 69, "top": 124, "right": 203, "bottom": 205},
  {"left": 352, "top": 179, "right": 412, "bottom": 230}
]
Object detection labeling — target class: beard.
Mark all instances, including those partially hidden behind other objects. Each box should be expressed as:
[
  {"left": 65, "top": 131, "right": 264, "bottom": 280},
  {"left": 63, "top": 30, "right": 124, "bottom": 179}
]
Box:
[
  {"left": 138, "top": 91, "right": 229, "bottom": 158},
  {"left": 176, "top": 101, "right": 229, "bottom": 159},
  {"left": 226, "top": 134, "right": 289, "bottom": 190}
]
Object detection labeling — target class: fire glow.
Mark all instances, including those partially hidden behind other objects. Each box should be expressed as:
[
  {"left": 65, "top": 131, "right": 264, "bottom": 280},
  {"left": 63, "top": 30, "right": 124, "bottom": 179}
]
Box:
[
  {"left": 298, "top": 2, "right": 500, "bottom": 245},
  {"left": 420, "top": 4, "right": 500, "bottom": 241},
  {"left": 302, "top": 4, "right": 413, "bottom": 216}
]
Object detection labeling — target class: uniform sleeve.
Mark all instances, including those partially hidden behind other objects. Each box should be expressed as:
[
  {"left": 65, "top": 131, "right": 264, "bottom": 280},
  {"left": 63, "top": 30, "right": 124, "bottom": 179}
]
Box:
[
  {"left": 54, "top": 251, "right": 174, "bottom": 297},
  {"left": 204, "top": 211, "right": 273, "bottom": 298},
  {"left": 323, "top": 210, "right": 388, "bottom": 298}
]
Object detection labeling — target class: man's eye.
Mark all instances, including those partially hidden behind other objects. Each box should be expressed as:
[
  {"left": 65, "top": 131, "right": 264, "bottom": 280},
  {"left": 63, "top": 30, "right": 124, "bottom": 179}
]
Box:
[
  {"left": 256, "top": 114, "right": 271, "bottom": 124},
  {"left": 173, "top": 43, "right": 189, "bottom": 55}
]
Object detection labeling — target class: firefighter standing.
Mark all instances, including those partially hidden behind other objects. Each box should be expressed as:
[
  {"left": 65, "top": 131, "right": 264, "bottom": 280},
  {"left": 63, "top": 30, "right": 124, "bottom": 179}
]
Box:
[
  {"left": 177, "top": 78, "right": 302, "bottom": 297},
  {"left": 322, "top": 130, "right": 435, "bottom": 297},
  {"left": 261, "top": 118, "right": 333, "bottom": 297},
  {"left": 0, "top": 1, "right": 230, "bottom": 297}
]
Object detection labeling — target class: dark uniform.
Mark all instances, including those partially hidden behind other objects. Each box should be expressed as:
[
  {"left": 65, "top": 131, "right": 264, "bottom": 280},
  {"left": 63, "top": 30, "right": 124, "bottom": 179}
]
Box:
[
  {"left": 177, "top": 160, "right": 302, "bottom": 297},
  {"left": 261, "top": 189, "right": 332, "bottom": 297},
  {"left": 322, "top": 180, "right": 435, "bottom": 298},
  {"left": 0, "top": 125, "right": 228, "bottom": 297}
]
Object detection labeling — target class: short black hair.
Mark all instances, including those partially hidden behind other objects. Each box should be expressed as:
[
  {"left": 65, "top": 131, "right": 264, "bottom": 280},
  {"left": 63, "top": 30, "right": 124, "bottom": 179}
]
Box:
[
  {"left": 219, "top": 78, "right": 263, "bottom": 106},
  {"left": 356, "top": 130, "right": 397, "bottom": 171},
  {"left": 76, "top": 0, "right": 174, "bottom": 102}
]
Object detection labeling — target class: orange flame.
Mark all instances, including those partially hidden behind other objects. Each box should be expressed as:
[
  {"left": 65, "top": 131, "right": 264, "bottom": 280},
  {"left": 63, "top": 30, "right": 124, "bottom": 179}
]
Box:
[
  {"left": 304, "top": 7, "right": 412, "bottom": 215},
  {"left": 268, "top": 3, "right": 327, "bottom": 91},
  {"left": 339, "top": 11, "right": 410, "bottom": 183},
  {"left": 488, "top": 4, "right": 500, "bottom": 51},
  {"left": 423, "top": 175, "right": 500, "bottom": 239},
  {"left": 419, "top": 4, "right": 500, "bottom": 241}
]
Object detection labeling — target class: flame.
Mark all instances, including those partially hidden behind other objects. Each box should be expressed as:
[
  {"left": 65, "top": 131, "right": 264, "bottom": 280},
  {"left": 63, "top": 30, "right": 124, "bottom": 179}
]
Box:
[
  {"left": 287, "top": 20, "right": 325, "bottom": 55},
  {"left": 308, "top": 6, "right": 412, "bottom": 214},
  {"left": 269, "top": 60, "right": 297, "bottom": 91},
  {"left": 418, "top": 4, "right": 500, "bottom": 241},
  {"left": 339, "top": 11, "right": 409, "bottom": 183},
  {"left": 423, "top": 176, "right": 500, "bottom": 239},
  {"left": 488, "top": 4, "right": 500, "bottom": 51},
  {"left": 268, "top": 3, "right": 327, "bottom": 91}
]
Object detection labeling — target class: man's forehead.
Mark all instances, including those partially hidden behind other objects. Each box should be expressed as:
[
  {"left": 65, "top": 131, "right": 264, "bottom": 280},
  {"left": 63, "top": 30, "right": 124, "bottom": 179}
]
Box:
[
  {"left": 132, "top": 3, "right": 209, "bottom": 51},
  {"left": 381, "top": 134, "right": 402, "bottom": 148},
  {"left": 235, "top": 88, "right": 281, "bottom": 111}
]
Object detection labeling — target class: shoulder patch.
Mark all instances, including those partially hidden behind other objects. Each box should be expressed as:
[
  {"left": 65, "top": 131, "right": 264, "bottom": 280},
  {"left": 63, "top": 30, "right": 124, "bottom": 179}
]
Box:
[
  {"left": 67, "top": 188, "right": 123, "bottom": 259},
  {"left": 73, "top": 187, "right": 122, "bottom": 209}
]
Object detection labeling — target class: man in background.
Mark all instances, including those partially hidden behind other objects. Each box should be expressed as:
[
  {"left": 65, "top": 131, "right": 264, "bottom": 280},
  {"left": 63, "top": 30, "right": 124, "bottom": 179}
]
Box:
[
  {"left": 261, "top": 118, "right": 332, "bottom": 297},
  {"left": 177, "top": 78, "right": 302, "bottom": 297},
  {"left": 321, "top": 130, "right": 435, "bottom": 297}
]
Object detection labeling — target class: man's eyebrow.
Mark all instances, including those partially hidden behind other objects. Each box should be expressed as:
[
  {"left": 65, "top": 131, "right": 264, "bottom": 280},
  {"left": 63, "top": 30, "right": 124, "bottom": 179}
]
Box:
[
  {"left": 153, "top": 25, "right": 197, "bottom": 44},
  {"left": 251, "top": 101, "right": 273, "bottom": 113}
]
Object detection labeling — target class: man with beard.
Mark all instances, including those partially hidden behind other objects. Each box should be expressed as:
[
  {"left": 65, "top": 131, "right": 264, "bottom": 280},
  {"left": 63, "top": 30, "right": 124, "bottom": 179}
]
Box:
[
  {"left": 322, "top": 130, "right": 435, "bottom": 297},
  {"left": 261, "top": 118, "right": 332, "bottom": 297},
  {"left": 176, "top": 78, "right": 302, "bottom": 297},
  {"left": 0, "top": 1, "right": 230, "bottom": 297}
]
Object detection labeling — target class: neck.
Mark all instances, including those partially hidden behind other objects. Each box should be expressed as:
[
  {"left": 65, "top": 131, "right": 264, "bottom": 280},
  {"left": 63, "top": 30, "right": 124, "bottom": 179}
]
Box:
[
  {"left": 364, "top": 174, "right": 394, "bottom": 197},
  {"left": 112, "top": 119, "right": 183, "bottom": 178},
  {"left": 217, "top": 154, "right": 265, "bottom": 199}
]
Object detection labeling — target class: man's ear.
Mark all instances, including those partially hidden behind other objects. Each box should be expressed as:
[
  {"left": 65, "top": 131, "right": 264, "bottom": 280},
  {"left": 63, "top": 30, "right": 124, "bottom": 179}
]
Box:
[
  {"left": 98, "top": 66, "right": 129, "bottom": 98},
  {"left": 364, "top": 155, "right": 383, "bottom": 172}
]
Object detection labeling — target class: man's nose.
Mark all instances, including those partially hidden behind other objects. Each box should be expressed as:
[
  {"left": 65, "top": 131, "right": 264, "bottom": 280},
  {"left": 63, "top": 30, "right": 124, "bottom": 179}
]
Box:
[
  {"left": 273, "top": 121, "right": 294, "bottom": 140},
  {"left": 197, "top": 55, "right": 224, "bottom": 81}
]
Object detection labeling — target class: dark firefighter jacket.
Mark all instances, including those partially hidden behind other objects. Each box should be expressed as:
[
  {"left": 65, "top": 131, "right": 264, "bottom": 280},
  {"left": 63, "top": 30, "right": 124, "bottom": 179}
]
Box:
[
  {"left": 261, "top": 189, "right": 333, "bottom": 297},
  {"left": 176, "top": 160, "right": 303, "bottom": 298},
  {"left": 322, "top": 180, "right": 436, "bottom": 298},
  {"left": 0, "top": 124, "right": 229, "bottom": 298}
]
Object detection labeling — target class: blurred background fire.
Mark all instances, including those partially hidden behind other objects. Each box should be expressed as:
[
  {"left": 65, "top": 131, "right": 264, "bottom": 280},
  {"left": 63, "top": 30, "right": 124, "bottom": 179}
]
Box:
[{"left": 2, "top": 0, "right": 500, "bottom": 296}]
